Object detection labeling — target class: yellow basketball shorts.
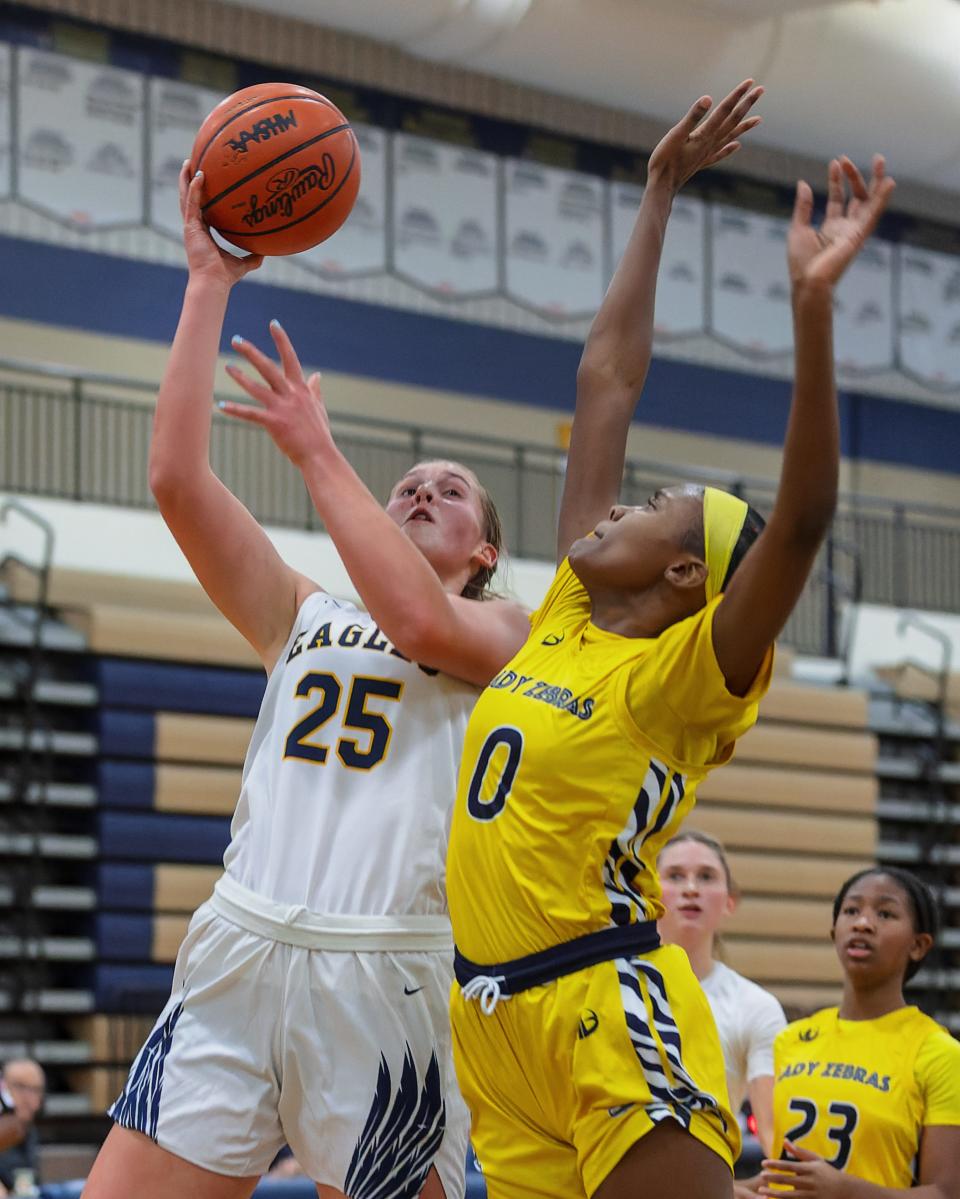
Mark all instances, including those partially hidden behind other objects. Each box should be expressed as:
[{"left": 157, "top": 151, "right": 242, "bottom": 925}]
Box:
[{"left": 451, "top": 944, "right": 738, "bottom": 1198}]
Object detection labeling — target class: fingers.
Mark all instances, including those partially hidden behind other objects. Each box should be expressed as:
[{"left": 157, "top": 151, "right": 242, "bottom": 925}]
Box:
[
  {"left": 839, "top": 155, "right": 868, "bottom": 202},
  {"left": 729, "top": 114, "right": 762, "bottom": 142},
  {"left": 825, "top": 158, "right": 845, "bottom": 221},
  {"left": 216, "top": 398, "right": 270, "bottom": 427},
  {"left": 223, "top": 363, "right": 274, "bottom": 408},
  {"left": 230, "top": 333, "right": 285, "bottom": 391},
  {"left": 178, "top": 160, "right": 190, "bottom": 220},
  {"left": 792, "top": 179, "right": 814, "bottom": 228},
  {"left": 307, "top": 372, "right": 324, "bottom": 401},
  {"left": 702, "top": 79, "right": 762, "bottom": 140},
  {"left": 677, "top": 95, "right": 713, "bottom": 135},
  {"left": 706, "top": 141, "right": 741, "bottom": 167},
  {"left": 269, "top": 319, "right": 304, "bottom": 383}
]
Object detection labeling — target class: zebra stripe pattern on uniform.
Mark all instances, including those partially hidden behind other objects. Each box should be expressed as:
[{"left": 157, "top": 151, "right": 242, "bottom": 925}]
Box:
[
  {"left": 617, "top": 957, "right": 726, "bottom": 1133},
  {"left": 109, "top": 999, "right": 184, "bottom": 1141},
  {"left": 604, "top": 759, "right": 685, "bottom": 925},
  {"left": 344, "top": 1045, "right": 446, "bottom": 1199}
]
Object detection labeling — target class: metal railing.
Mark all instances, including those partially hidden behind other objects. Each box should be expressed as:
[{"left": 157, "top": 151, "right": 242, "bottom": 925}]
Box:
[{"left": 3, "top": 357, "right": 960, "bottom": 656}]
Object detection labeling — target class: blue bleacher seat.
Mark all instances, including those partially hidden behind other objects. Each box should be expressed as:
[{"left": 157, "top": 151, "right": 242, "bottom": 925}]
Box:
[
  {"left": 96, "top": 863, "right": 154, "bottom": 910},
  {"left": 97, "top": 759, "right": 156, "bottom": 808},
  {"left": 94, "top": 658, "right": 265, "bottom": 717},
  {"left": 96, "top": 914, "right": 153, "bottom": 961},
  {"left": 98, "top": 811, "right": 230, "bottom": 863},
  {"left": 96, "top": 710, "right": 155, "bottom": 758},
  {"left": 94, "top": 963, "right": 173, "bottom": 1012}
]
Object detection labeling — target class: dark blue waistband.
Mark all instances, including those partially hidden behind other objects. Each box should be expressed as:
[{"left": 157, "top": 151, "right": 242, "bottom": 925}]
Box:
[{"left": 454, "top": 921, "right": 660, "bottom": 997}]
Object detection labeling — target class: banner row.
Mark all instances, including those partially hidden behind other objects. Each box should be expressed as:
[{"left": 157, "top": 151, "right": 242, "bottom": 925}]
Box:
[{"left": 2, "top": 45, "right": 959, "bottom": 390}]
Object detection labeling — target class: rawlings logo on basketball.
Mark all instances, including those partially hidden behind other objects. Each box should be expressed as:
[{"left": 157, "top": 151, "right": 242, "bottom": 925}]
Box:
[
  {"left": 240, "top": 154, "right": 338, "bottom": 227},
  {"left": 226, "top": 110, "right": 298, "bottom": 154}
]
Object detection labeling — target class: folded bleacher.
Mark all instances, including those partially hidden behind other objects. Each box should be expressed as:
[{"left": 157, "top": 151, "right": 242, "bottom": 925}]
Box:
[{"left": 7, "top": 560, "right": 936, "bottom": 1127}]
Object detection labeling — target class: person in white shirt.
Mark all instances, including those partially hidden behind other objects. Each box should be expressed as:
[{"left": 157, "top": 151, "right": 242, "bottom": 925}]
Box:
[
  {"left": 82, "top": 164, "right": 531, "bottom": 1199},
  {"left": 657, "top": 830, "right": 785, "bottom": 1156}
]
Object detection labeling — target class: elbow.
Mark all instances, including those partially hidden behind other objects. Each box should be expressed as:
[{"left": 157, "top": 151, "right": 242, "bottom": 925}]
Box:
[
  {"left": 385, "top": 609, "right": 453, "bottom": 668},
  {"left": 148, "top": 455, "right": 182, "bottom": 507},
  {"left": 576, "top": 352, "right": 644, "bottom": 403}
]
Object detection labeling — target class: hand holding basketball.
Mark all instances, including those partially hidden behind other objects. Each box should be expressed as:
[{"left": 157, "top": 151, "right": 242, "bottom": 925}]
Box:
[
  {"left": 221, "top": 322, "right": 333, "bottom": 469},
  {"left": 180, "top": 161, "right": 263, "bottom": 288},
  {"left": 190, "top": 82, "right": 361, "bottom": 256},
  {"left": 647, "top": 78, "right": 764, "bottom": 194}
]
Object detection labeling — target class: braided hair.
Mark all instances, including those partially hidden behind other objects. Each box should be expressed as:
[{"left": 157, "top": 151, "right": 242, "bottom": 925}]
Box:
[{"left": 832, "top": 867, "right": 939, "bottom": 982}]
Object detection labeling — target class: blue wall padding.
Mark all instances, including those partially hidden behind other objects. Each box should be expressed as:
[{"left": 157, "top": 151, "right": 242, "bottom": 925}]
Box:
[
  {"left": 4, "top": 232, "right": 960, "bottom": 477},
  {"left": 99, "top": 812, "right": 230, "bottom": 864},
  {"left": 97, "top": 863, "right": 154, "bottom": 910},
  {"left": 94, "top": 964, "right": 174, "bottom": 1013},
  {"left": 96, "top": 710, "right": 155, "bottom": 758},
  {"left": 97, "top": 760, "right": 156, "bottom": 808},
  {"left": 96, "top": 914, "right": 152, "bottom": 961},
  {"left": 94, "top": 658, "right": 265, "bottom": 717}
]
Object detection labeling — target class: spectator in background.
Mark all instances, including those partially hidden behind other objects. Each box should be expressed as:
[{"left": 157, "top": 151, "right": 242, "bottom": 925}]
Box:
[
  {"left": 0, "top": 1058, "right": 45, "bottom": 1196},
  {"left": 658, "top": 831, "right": 785, "bottom": 1155}
]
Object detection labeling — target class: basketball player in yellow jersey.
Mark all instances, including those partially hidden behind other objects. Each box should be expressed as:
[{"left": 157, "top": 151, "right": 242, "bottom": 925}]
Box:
[
  {"left": 753, "top": 868, "right": 960, "bottom": 1199},
  {"left": 446, "top": 81, "right": 898, "bottom": 1199}
]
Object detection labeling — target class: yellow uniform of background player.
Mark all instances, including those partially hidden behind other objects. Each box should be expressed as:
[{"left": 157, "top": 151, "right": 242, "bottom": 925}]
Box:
[
  {"left": 447, "top": 554, "right": 772, "bottom": 1197},
  {"left": 771, "top": 1008, "right": 960, "bottom": 1190}
]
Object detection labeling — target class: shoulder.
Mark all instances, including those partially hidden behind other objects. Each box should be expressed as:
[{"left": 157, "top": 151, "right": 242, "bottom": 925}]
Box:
[
  {"left": 776, "top": 1007, "right": 836, "bottom": 1051},
  {"left": 915, "top": 1019, "right": 960, "bottom": 1069},
  {"left": 729, "top": 969, "right": 785, "bottom": 1021},
  {"left": 529, "top": 557, "right": 589, "bottom": 634}
]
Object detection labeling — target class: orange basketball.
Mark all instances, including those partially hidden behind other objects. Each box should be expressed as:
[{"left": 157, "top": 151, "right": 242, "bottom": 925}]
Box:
[{"left": 191, "top": 82, "right": 361, "bottom": 256}]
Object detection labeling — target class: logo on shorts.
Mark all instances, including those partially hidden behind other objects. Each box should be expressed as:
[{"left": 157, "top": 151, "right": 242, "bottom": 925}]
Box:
[
  {"left": 403, "top": 985, "right": 424, "bottom": 996},
  {"left": 608, "top": 1103, "right": 634, "bottom": 1118},
  {"left": 577, "top": 1009, "right": 600, "bottom": 1039}
]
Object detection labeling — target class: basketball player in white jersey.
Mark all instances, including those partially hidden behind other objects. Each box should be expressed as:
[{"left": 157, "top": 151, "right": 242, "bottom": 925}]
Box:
[{"left": 82, "top": 166, "right": 530, "bottom": 1199}]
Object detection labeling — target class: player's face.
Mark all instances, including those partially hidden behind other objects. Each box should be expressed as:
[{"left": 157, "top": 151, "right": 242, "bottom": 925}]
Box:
[
  {"left": 832, "top": 874, "right": 931, "bottom": 985},
  {"left": 657, "top": 840, "right": 735, "bottom": 946},
  {"left": 386, "top": 460, "right": 494, "bottom": 584},
  {"left": 568, "top": 486, "right": 705, "bottom": 595}
]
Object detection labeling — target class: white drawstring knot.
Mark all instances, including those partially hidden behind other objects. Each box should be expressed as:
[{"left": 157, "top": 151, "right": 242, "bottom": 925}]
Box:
[{"left": 461, "top": 974, "right": 509, "bottom": 1016}]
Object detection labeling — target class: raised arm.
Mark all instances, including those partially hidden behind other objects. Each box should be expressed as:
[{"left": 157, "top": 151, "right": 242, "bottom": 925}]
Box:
[
  {"left": 149, "top": 166, "right": 315, "bottom": 672},
  {"left": 714, "top": 156, "right": 896, "bottom": 696},
  {"left": 557, "top": 81, "right": 764, "bottom": 563},
  {"left": 220, "top": 328, "right": 530, "bottom": 687}
]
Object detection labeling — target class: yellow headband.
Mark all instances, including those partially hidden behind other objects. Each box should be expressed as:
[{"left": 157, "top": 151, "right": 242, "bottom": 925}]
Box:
[{"left": 702, "top": 487, "right": 749, "bottom": 601}]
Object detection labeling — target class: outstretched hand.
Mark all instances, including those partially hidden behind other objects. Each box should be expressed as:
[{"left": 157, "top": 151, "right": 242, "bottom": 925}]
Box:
[
  {"left": 179, "top": 160, "right": 263, "bottom": 287},
  {"left": 789, "top": 155, "right": 895, "bottom": 291},
  {"left": 220, "top": 321, "right": 333, "bottom": 468},
  {"left": 647, "top": 78, "right": 764, "bottom": 194}
]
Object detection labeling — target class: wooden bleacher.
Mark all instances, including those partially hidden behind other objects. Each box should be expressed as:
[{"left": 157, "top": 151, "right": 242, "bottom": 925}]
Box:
[
  {"left": 697, "top": 664, "right": 878, "bottom": 1013},
  {"left": 6, "top": 564, "right": 882, "bottom": 1109}
]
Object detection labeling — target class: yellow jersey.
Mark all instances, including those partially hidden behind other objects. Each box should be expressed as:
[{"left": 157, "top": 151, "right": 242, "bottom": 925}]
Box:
[
  {"left": 772, "top": 1006, "right": 960, "bottom": 1187},
  {"left": 447, "top": 557, "right": 772, "bottom": 964}
]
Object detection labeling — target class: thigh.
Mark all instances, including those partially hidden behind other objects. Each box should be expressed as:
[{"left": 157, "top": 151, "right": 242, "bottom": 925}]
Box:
[
  {"left": 451, "top": 985, "right": 584, "bottom": 1199},
  {"left": 282, "top": 949, "right": 468, "bottom": 1198},
  {"left": 82, "top": 1125, "right": 259, "bottom": 1199},
  {"left": 569, "top": 948, "right": 738, "bottom": 1196},
  {"left": 593, "top": 1120, "right": 732, "bottom": 1199}
]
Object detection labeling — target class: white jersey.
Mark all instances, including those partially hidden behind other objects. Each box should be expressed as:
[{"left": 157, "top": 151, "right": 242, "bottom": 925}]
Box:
[
  {"left": 223, "top": 591, "right": 479, "bottom": 917},
  {"left": 700, "top": 960, "right": 786, "bottom": 1112}
]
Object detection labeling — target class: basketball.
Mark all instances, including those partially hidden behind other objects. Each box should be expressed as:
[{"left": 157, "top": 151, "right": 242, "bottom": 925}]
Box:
[{"left": 190, "top": 82, "right": 361, "bottom": 256}]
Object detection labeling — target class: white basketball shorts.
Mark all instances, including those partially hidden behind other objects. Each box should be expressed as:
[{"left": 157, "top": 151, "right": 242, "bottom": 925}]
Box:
[{"left": 109, "top": 877, "right": 469, "bottom": 1198}]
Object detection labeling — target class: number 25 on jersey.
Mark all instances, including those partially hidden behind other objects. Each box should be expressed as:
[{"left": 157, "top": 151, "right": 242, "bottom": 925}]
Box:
[{"left": 284, "top": 672, "right": 404, "bottom": 771}]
